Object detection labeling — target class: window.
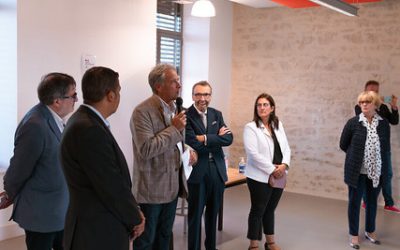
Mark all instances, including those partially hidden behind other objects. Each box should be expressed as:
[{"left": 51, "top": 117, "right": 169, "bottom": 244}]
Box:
[{"left": 156, "top": 0, "right": 183, "bottom": 75}]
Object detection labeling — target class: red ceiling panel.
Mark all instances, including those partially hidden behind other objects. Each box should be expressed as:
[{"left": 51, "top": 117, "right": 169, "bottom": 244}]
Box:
[{"left": 270, "top": 0, "right": 382, "bottom": 9}]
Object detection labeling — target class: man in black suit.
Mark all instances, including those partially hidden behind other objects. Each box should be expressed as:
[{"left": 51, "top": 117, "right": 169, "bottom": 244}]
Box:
[
  {"left": 2, "top": 73, "right": 76, "bottom": 250},
  {"left": 185, "top": 81, "right": 233, "bottom": 250},
  {"left": 61, "top": 66, "right": 145, "bottom": 250}
]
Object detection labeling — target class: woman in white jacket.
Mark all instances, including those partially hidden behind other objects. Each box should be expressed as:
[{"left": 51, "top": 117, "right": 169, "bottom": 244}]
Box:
[{"left": 244, "top": 93, "right": 291, "bottom": 250}]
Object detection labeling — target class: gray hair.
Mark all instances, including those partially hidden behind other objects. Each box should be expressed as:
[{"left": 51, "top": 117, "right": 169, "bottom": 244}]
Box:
[{"left": 148, "top": 63, "right": 176, "bottom": 93}]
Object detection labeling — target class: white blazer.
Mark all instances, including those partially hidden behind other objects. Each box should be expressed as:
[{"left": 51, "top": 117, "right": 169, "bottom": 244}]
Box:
[{"left": 243, "top": 120, "right": 291, "bottom": 184}]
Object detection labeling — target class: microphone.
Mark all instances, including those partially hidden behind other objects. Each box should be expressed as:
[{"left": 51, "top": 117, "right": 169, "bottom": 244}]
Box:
[
  {"left": 176, "top": 97, "right": 185, "bottom": 152},
  {"left": 176, "top": 97, "right": 183, "bottom": 114}
]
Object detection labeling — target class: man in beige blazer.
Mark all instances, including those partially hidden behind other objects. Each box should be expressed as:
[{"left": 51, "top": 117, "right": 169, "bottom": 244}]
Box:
[{"left": 130, "top": 63, "right": 196, "bottom": 250}]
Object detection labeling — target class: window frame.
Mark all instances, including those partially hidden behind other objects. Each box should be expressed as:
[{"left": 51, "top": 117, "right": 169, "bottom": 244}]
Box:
[{"left": 156, "top": 0, "right": 183, "bottom": 75}]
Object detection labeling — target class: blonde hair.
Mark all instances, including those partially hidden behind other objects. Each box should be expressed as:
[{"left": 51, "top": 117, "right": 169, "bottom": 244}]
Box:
[{"left": 357, "top": 91, "right": 381, "bottom": 107}]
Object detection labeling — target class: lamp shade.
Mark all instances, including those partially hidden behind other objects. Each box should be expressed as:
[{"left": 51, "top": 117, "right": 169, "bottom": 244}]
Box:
[{"left": 191, "top": 0, "right": 216, "bottom": 17}]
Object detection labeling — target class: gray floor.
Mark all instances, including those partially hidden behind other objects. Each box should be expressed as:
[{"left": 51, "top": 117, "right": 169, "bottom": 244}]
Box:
[{"left": 0, "top": 184, "right": 399, "bottom": 249}]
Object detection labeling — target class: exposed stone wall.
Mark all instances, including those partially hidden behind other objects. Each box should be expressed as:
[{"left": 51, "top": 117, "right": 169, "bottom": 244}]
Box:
[{"left": 230, "top": 0, "right": 400, "bottom": 201}]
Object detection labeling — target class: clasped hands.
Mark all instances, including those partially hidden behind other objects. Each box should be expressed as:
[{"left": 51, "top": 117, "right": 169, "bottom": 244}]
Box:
[{"left": 272, "top": 164, "right": 286, "bottom": 179}]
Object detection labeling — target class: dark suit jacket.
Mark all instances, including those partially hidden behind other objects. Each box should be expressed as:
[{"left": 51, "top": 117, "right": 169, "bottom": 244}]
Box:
[
  {"left": 4, "top": 103, "right": 68, "bottom": 232},
  {"left": 185, "top": 105, "right": 233, "bottom": 183},
  {"left": 61, "top": 105, "right": 141, "bottom": 250}
]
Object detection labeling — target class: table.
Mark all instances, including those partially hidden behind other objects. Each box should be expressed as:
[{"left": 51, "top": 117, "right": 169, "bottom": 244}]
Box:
[
  {"left": 175, "top": 167, "right": 246, "bottom": 237},
  {"left": 217, "top": 167, "right": 246, "bottom": 231}
]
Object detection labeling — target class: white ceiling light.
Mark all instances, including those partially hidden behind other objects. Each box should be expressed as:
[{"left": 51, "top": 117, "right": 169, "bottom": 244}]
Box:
[
  {"left": 191, "top": 0, "right": 216, "bottom": 17},
  {"left": 309, "top": 0, "right": 358, "bottom": 16}
]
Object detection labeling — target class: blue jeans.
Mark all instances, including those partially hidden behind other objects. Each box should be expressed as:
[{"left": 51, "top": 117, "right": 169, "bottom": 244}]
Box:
[
  {"left": 348, "top": 175, "right": 381, "bottom": 236},
  {"left": 132, "top": 198, "right": 178, "bottom": 250}
]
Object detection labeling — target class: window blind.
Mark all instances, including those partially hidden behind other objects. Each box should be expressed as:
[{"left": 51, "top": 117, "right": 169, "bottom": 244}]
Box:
[{"left": 156, "top": 0, "right": 183, "bottom": 74}]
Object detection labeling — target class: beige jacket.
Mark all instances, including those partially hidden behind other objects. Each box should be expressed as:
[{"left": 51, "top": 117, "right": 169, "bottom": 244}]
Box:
[{"left": 130, "top": 95, "right": 184, "bottom": 203}]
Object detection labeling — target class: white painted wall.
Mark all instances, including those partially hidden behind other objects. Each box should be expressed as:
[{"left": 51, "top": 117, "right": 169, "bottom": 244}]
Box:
[
  {"left": 0, "top": 0, "right": 20, "bottom": 241},
  {"left": 1, "top": 0, "right": 157, "bottom": 240},
  {"left": 182, "top": 0, "right": 232, "bottom": 121},
  {"left": 181, "top": 6, "right": 211, "bottom": 106},
  {"left": 208, "top": 0, "right": 233, "bottom": 124},
  {"left": 181, "top": 0, "right": 233, "bottom": 161},
  {"left": 17, "top": 0, "right": 157, "bottom": 168},
  {"left": 0, "top": 0, "right": 17, "bottom": 171},
  {"left": 1, "top": 0, "right": 233, "bottom": 241}
]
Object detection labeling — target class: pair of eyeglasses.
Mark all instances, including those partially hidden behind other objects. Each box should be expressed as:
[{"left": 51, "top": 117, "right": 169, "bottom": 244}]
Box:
[
  {"left": 359, "top": 100, "right": 372, "bottom": 105},
  {"left": 193, "top": 93, "right": 211, "bottom": 98},
  {"left": 256, "top": 103, "right": 270, "bottom": 108},
  {"left": 62, "top": 92, "right": 78, "bottom": 101}
]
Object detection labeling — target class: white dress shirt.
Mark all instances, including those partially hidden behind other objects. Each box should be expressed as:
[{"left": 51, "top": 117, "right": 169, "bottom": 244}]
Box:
[{"left": 47, "top": 106, "right": 65, "bottom": 132}]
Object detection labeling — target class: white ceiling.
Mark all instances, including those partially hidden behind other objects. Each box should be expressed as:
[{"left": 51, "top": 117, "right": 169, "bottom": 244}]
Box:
[{"left": 229, "top": 0, "right": 280, "bottom": 8}]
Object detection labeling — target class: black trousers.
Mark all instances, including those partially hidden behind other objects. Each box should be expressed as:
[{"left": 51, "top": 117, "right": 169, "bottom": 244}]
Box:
[
  {"left": 246, "top": 178, "right": 283, "bottom": 240},
  {"left": 25, "top": 230, "right": 63, "bottom": 250},
  {"left": 188, "top": 160, "right": 224, "bottom": 250},
  {"left": 348, "top": 174, "right": 381, "bottom": 236}
]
